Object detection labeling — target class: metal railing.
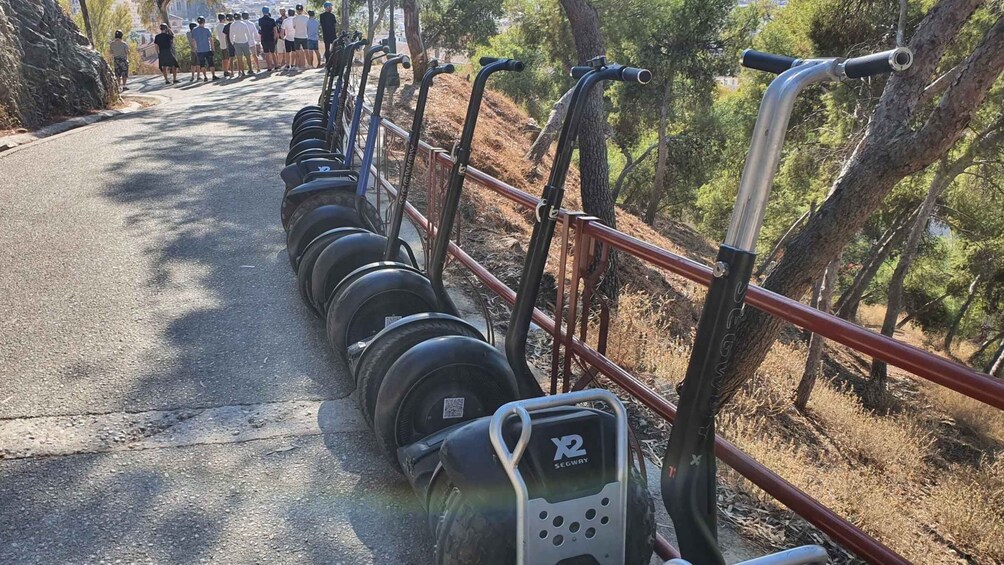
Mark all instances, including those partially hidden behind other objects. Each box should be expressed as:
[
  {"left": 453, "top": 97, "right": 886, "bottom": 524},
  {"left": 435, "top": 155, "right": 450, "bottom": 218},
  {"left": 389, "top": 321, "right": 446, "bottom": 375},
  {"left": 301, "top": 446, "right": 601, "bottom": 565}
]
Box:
[{"left": 349, "top": 100, "right": 1004, "bottom": 564}]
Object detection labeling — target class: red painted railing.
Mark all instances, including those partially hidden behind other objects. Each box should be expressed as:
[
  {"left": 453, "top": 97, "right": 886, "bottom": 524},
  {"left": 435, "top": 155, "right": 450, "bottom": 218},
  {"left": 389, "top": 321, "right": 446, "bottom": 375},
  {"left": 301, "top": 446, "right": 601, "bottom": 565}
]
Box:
[{"left": 353, "top": 103, "right": 1004, "bottom": 564}]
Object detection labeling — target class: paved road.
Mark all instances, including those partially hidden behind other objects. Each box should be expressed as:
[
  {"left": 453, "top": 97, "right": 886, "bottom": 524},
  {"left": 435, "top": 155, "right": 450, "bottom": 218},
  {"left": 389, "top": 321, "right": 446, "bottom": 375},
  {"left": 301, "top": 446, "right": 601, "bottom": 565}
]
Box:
[{"left": 0, "top": 72, "right": 431, "bottom": 563}]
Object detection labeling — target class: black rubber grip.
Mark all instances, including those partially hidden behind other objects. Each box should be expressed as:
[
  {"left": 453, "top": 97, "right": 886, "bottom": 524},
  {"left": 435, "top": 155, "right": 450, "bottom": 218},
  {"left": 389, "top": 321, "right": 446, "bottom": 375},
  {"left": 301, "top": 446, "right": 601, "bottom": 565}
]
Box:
[
  {"left": 479, "top": 56, "right": 500, "bottom": 65},
  {"left": 401, "top": 56, "right": 412, "bottom": 69},
  {"left": 440, "top": 63, "right": 456, "bottom": 73},
  {"left": 570, "top": 65, "right": 591, "bottom": 79},
  {"left": 622, "top": 67, "right": 652, "bottom": 84},
  {"left": 741, "top": 49, "right": 797, "bottom": 74},
  {"left": 844, "top": 47, "right": 913, "bottom": 78}
]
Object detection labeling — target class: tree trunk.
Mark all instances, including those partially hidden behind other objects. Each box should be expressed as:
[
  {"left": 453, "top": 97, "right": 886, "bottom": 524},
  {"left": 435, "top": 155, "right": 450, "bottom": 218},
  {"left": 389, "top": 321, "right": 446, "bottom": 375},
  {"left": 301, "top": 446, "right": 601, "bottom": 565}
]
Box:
[
  {"left": 717, "top": 1, "right": 1004, "bottom": 409},
  {"left": 756, "top": 206, "right": 813, "bottom": 280},
  {"left": 526, "top": 87, "right": 574, "bottom": 167},
  {"left": 559, "top": 0, "right": 618, "bottom": 301},
  {"left": 368, "top": 0, "right": 374, "bottom": 38},
  {"left": 988, "top": 335, "right": 1004, "bottom": 377},
  {"left": 78, "top": 0, "right": 94, "bottom": 44},
  {"left": 944, "top": 273, "right": 982, "bottom": 352},
  {"left": 869, "top": 159, "right": 954, "bottom": 398},
  {"left": 971, "top": 329, "right": 1004, "bottom": 362},
  {"left": 795, "top": 257, "right": 839, "bottom": 410},
  {"left": 645, "top": 77, "right": 673, "bottom": 226},
  {"left": 401, "top": 0, "right": 427, "bottom": 80},
  {"left": 612, "top": 141, "right": 658, "bottom": 203},
  {"left": 834, "top": 204, "right": 915, "bottom": 320},
  {"left": 341, "top": 0, "right": 350, "bottom": 33},
  {"left": 897, "top": 289, "right": 950, "bottom": 328}
]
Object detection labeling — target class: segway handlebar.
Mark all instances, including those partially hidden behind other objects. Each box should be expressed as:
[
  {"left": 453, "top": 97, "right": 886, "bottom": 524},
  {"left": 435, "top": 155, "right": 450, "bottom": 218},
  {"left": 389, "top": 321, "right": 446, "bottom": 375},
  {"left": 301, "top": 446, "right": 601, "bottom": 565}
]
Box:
[
  {"left": 478, "top": 56, "right": 526, "bottom": 72},
  {"left": 740, "top": 49, "right": 798, "bottom": 74},
  {"left": 569, "top": 64, "right": 652, "bottom": 83},
  {"left": 725, "top": 47, "right": 912, "bottom": 251}
]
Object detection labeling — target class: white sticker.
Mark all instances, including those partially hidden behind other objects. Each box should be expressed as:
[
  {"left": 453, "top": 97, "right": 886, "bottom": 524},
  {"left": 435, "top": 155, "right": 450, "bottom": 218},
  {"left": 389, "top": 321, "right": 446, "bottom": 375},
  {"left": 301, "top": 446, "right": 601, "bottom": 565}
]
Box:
[
  {"left": 442, "top": 397, "right": 465, "bottom": 420},
  {"left": 384, "top": 315, "right": 403, "bottom": 327}
]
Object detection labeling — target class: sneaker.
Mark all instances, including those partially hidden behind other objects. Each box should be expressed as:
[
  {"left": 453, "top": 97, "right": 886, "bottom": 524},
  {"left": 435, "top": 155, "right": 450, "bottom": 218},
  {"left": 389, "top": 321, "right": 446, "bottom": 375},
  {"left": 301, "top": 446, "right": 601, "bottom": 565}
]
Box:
[
  {"left": 122, "top": 86, "right": 129, "bottom": 91},
  {"left": 204, "top": 77, "right": 209, "bottom": 82},
  {"left": 173, "top": 79, "right": 179, "bottom": 84},
  {"left": 212, "top": 75, "right": 218, "bottom": 80}
]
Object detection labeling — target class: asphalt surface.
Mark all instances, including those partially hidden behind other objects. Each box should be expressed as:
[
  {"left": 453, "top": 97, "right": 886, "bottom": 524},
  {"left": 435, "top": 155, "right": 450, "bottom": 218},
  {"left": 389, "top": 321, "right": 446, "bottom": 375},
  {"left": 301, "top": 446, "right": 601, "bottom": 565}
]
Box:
[{"left": 0, "top": 71, "right": 432, "bottom": 563}]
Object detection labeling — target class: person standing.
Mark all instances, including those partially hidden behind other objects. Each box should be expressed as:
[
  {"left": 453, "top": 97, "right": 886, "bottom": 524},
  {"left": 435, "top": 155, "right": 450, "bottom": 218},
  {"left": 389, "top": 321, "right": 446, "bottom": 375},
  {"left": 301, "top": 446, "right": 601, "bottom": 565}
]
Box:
[
  {"left": 192, "top": 16, "right": 218, "bottom": 81},
  {"left": 291, "top": 5, "right": 309, "bottom": 70},
  {"left": 241, "top": 12, "right": 261, "bottom": 73},
  {"left": 319, "top": 2, "right": 336, "bottom": 60},
  {"left": 109, "top": 30, "right": 130, "bottom": 90},
  {"left": 229, "top": 12, "right": 255, "bottom": 76},
  {"left": 275, "top": 8, "right": 287, "bottom": 69},
  {"left": 258, "top": 7, "right": 278, "bottom": 71},
  {"left": 305, "top": 10, "right": 320, "bottom": 68},
  {"left": 153, "top": 23, "right": 179, "bottom": 85},
  {"left": 186, "top": 22, "right": 200, "bottom": 82},
  {"left": 281, "top": 9, "right": 296, "bottom": 69},
  {"left": 215, "top": 13, "right": 231, "bottom": 77}
]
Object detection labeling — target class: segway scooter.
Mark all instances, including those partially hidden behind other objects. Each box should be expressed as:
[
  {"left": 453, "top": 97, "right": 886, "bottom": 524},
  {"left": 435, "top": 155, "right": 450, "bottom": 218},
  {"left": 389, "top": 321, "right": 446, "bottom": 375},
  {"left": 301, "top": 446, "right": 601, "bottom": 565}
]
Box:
[
  {"left": 294, "top": 60, "right": 455, "bottom": 316},
  {"left": 291, "top": 31, "right": 352, "bottom": 131},
  {"left": 321, "top": 57, "right": 523, "bottom": 373},
  {"left": 386, "top": 58, "right": 656, "bottom": 565},
  {"left": 283, "top": 54, "right": 411, "bottom": 269},
  {"left": 285, "top": 38, "right": 375, "bottom": 166},
  {"left": 661, "top": 47, "right": 912, "bottom": 565}
]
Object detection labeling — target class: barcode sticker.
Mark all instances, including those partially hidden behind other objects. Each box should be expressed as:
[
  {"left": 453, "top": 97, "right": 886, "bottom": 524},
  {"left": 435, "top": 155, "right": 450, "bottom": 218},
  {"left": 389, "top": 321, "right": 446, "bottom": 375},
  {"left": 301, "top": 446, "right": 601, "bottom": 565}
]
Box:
[
  {"left": 384, "top": 315, "right": 403, "bottom": 327},
  {"left": 442, "top": 397, "right": 465, "bottom": 420}
]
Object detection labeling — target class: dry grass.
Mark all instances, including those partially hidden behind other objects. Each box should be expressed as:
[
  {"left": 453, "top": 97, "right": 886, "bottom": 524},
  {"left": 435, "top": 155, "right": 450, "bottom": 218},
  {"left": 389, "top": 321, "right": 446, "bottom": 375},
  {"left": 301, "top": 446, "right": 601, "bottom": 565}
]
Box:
[{"left": 397, "top": 76, "right": 1004, "bottom": 564}]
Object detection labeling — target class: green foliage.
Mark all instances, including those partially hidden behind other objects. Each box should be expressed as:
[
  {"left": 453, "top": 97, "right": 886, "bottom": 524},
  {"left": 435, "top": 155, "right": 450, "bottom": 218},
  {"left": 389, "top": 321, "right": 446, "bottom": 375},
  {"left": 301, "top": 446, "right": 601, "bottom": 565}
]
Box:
[
  {"left": 420, "top": 0, "right": 504, "bottom": 54},
  {"left": 472, "top": 26, "right": 567, "bottom": 122}
]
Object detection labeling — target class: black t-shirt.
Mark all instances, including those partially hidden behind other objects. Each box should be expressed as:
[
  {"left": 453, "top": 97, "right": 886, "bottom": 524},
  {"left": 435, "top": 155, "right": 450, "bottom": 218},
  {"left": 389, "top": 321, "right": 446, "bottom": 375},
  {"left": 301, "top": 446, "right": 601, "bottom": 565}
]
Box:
[
  {"left": 258, "top": 16, "right": 276, "bottom": 42},
  {"left": 222, "top": 22, "right": 232, "bottom": 46},
  {"left": 154, "top": 32, "right": 173, "bottom": 51},
  {"left": 319, "top": 12, "right": 336, "bottom": 37}
]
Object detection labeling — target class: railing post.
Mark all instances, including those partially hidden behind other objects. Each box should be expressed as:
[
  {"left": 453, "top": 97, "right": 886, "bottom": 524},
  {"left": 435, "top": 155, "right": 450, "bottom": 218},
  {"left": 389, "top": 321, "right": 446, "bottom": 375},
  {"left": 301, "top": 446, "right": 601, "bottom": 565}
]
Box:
[{"left": 552, "top": 212, "right": 585, "bottom": 395}]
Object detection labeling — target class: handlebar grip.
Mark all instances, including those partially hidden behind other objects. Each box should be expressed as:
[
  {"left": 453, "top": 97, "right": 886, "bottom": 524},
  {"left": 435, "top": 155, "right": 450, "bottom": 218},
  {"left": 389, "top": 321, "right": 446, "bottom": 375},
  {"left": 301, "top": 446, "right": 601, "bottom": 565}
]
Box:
[
  {"left": 570, "top": 65, "right": 591, "bottom": 79},
  {"left": 479, "top": 56, "right": 500, "bottom": 65},
  {"left": 440, "top": 63, "right": 456, "bottom": 73},
  {"left": 741, "top": 49, "right": 798, "bottom": 74},
  {"left": 843, "top": 47, "right": 913, "bottom": 78},
  {"left": 401, "top": 56, "right": 412, "bottom": 69},
  {"left": 620, "top": 67, "right": 652, "bottom": 84}
]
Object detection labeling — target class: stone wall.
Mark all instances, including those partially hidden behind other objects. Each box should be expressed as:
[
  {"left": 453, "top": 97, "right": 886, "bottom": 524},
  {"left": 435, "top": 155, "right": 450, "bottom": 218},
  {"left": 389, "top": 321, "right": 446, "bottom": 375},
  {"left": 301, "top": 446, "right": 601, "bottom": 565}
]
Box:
[{"left": 0, "top": 0, "right": 115, "bottom": 129}]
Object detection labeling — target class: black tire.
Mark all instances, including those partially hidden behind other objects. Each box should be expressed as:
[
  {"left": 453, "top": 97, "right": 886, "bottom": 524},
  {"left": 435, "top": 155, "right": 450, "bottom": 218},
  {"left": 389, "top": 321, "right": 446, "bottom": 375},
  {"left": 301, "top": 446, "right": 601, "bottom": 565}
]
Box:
[
  {"left": 295, "top": 228, "right": 365, "bottom": 317},
  {"left": 325, "top": 268, "right": 440, "bottom": 366},
  {"left": 282, "top": 189, "right": 379, "bottom": 234},
  {"left": 286, "top": 139, "right": 329, "bottom": 165},
  {"left": 308, "top": 233, "right": 405, "bottom": 314},
  {"left": 372, "top": 336, "right": 518, "bottom": 472},
  {"left": 285, "top": 205, "right": 367, "bottom": 271},
  {"left": 355, "top": 317, "right": 484, "bottom": 427},
  {"left": 433, "top": 466, "right": 655, "bottom": 565},
  {"left": 290, "top": 125, "right": 327, "bottom": 148},
  {"left": 292, "top": 111, "right": 324, "bottom": 131}
]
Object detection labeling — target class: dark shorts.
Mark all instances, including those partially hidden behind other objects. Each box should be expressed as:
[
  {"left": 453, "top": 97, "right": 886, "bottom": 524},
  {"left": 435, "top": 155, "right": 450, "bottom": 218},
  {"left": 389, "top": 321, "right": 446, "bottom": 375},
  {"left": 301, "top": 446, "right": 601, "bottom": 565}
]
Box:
[
  {"left": 198, "top": 51, "right": 214, "bottom": 67},
  {"left": 307, "top": 39, "right": 318, "bottom": 50},
  {"left": 261, "top": 39, "right": 276, "bottom": 53},
  {"left": 190, "top": 50, "right": 199, "bottom": 66},
  {"left": 113, "top": 57, "right": 129, "bottom": 78},
  {"left": 294, "top": 38, "right": 308, "bottom": 50},
  {"left": 158, "top": 52, "right": 178, "bottom": 69},
  {"left": 227, "top": 45, "right": 235, "bottom": 58},
  {"left": 284, "top": 39, "right": 295, "bottom": 52}
]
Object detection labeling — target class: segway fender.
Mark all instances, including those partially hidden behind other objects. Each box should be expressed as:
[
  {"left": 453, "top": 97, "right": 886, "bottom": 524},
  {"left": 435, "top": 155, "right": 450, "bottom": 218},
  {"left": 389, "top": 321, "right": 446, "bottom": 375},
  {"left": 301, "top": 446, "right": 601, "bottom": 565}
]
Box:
[
  {"left": 439, "top": 407, "right": 617, "bottom": 508},
  {"left": 310, "top": 233, "right": 413, "bottom": 311},
  {"left": 286, "top": 138, "right": 329, "bottom": 165},
  {"left": 285, "top": 176, "right": 356, "bottom": 202},
  {"left": 286, "top": 205, "right": 367, "bottom": 269},
  {"left": 280, "top": 159, "right": 352, "bottom": 192},
  {"left": 290, "top": 125, "right": 327, "bottom": 148}
]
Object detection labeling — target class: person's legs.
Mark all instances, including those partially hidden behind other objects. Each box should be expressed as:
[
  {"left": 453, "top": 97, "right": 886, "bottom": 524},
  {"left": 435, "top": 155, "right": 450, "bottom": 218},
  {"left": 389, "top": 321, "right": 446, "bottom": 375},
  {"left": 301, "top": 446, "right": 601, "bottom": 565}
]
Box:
[
  {"left": 162, "top": 66, "right": 169, "bottom": 84},
  {"left": 172, "top": 66, "right": 178, "bottom": 82}
]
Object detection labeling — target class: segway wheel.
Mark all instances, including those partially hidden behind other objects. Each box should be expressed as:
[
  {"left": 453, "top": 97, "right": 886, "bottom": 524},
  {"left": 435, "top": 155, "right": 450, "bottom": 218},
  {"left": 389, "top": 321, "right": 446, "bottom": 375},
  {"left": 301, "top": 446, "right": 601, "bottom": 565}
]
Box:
[
  {"left": 325, "top": 269, "right": 441, "bottom": 365},
  {"left": 282, "top": 189, "right": 380, "bottom": 234},
  {"left": 372, "top": 336, "right": 518, "bottom": 471},
  {"left": 354, "top": 315, "right": 484, "bottom": 427},
  {"left": 295, "top": 228, "right": 369, "bottom": 317},
  {"left": 432, "top": 466, "right": 656, "bottom": 565}
]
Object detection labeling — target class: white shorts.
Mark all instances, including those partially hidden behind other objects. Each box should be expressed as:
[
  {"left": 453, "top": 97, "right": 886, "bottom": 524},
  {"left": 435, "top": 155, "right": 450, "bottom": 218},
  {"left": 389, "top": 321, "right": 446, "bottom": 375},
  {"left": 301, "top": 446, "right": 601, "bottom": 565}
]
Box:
[
  {"left": 276, "top": 40, "right": 286, "bottom": 53},
  {"left": 234, "top": 42, "right": 251, "bottom": 57}
]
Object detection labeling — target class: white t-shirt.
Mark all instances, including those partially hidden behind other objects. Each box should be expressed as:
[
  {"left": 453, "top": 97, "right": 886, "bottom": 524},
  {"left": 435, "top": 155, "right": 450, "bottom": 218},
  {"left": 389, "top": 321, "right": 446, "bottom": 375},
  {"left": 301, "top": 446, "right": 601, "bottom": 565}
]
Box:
[
  {"left": 292, "top": 14, "right": 309, "bottom": 39},
  {"left": 281, "top": 17, "right": 295, "bottom": 40},
  {"left": 215, "top": 23, "right": 228, "bottom": 47},
  {"left": 229, "top": 20, "right": 253, "bottom": 44}
]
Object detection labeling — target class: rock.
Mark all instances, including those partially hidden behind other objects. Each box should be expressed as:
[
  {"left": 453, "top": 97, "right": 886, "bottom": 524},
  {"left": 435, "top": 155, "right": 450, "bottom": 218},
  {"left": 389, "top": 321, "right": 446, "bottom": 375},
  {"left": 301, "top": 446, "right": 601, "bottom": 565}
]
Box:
[{"left": 0, "top": 0, "right": 115, "bottom": 129}]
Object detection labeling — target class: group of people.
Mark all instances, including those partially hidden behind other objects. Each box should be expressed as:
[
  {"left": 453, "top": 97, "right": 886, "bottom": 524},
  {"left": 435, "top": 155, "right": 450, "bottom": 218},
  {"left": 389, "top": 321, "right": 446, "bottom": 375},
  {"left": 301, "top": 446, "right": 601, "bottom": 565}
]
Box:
[{"left": 113, "top": 3, "right": 339, "bottom": 87}]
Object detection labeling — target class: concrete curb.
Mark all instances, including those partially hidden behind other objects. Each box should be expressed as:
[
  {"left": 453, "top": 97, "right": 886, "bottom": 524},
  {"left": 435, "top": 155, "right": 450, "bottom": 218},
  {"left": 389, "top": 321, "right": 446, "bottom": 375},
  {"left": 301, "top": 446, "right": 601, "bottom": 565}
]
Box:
[{"left": 0, "top": 94, "right": 162, "bottom": 153}]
